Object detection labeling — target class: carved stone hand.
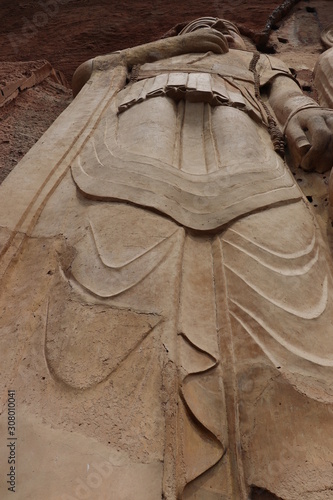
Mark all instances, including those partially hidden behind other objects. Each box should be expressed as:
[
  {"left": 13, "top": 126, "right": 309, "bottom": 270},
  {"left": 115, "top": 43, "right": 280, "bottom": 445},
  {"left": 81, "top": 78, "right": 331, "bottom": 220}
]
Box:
[
  {"left": 177, "top": 27, "right": 229, "bottom": 54},
  {"left": 286, "top": 108, "right": 333, "bottom": 173}
]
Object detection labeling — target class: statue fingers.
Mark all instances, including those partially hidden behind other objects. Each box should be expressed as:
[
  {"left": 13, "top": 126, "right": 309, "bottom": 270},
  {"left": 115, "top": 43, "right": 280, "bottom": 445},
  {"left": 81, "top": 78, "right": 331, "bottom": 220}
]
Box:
[
  {"left": 209, "top": 28, "right": 229, "bottom": 52},
  {"left": 285, "top": 118, "right": 311, "bottom": 168},
  {"left": 301, "top": 116, "right": 333, "bottom": 172},
  {"left": 301, "top": 143, "right": 333, "bottom": 173},
  {"left": 187, "top": 28, "right": 229, "bottom": 54}
]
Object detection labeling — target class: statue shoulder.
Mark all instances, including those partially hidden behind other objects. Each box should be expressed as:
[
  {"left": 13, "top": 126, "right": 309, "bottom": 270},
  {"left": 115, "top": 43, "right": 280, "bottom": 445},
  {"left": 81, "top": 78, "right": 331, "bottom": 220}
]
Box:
[
  {"left": 72, "top": 52, "right": 125, "bottom": 97},
  {"left": 262, "top": 53, "right": 290, "bottom": 73},
  {"left": 258, "top": 53, "right": 294, "bottom": 86},
  {"left": 72, "top": 59, "right": 94, "bottom": 97}
]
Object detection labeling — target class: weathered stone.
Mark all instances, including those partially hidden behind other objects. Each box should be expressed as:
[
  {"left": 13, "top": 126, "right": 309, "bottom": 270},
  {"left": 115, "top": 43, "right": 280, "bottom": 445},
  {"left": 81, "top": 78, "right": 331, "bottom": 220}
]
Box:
[{"left": 2, "top": 12, "right": 333, "bottom": 500}]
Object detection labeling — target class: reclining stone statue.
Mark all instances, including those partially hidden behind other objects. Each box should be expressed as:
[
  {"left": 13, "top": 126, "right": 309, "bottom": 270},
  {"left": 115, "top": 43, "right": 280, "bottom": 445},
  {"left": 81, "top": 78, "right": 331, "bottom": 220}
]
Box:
[{"left": 1, "top": 16, "right": 333, "bottom": 500}]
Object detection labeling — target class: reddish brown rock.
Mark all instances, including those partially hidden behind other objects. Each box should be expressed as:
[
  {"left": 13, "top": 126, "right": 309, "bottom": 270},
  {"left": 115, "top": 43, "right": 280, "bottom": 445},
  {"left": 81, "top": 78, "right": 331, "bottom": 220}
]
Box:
[
  {"left": 0, "top": 0, "right": 301, "bottom": 80},
  {"left": 0, "top": 62, "right": 71, "bottom": 182}
]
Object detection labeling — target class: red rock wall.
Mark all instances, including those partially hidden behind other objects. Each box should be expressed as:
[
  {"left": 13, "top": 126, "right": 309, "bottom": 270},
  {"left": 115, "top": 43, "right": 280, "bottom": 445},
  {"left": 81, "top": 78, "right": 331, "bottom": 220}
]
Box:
[{"left": 0, "top": 0, "right": 300, "bottom": 80}]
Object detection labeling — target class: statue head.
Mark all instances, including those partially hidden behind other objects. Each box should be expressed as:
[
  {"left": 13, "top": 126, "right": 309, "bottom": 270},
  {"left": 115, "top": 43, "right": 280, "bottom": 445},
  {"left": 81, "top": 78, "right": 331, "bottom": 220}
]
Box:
[{"left": 179, "top": 17, "right": 246, "bottom": 50}]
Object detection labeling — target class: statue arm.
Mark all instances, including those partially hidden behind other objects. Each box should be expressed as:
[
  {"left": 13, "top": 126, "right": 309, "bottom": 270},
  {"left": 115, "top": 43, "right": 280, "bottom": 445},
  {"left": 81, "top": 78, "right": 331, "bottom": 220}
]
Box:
[
  {"left": 268, "top": 75, "right": 333, "bottom": 173},
  {"left": 118, "top": 28, "right": 229, "bottom": 67},
  {"left": 72, "top": 28, "right": 228, "bottom": 97}
]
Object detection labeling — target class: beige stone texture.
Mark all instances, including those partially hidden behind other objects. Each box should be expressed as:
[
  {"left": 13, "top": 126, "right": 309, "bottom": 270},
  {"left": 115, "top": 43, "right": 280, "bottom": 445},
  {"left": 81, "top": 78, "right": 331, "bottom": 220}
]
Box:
[
  {"left": 314, "top": 47, "right": 333, "bottom": 233},
  {"left": 2, "top": 17, "right": 333, "bottom": 500}
]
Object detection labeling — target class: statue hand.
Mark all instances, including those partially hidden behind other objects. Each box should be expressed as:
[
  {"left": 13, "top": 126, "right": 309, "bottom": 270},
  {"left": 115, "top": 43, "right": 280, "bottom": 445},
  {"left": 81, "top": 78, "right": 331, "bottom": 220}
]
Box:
[
  {"left": 286, "top": 108, "right": 333, "bottom": 173},
  {"left": 180, "top": 28, "right": 229, "bottom": 55}
]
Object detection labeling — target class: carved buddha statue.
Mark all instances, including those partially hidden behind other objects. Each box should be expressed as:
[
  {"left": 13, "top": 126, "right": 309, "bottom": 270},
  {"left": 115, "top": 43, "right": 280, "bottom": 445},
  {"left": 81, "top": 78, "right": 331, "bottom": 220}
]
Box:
[{"left": 1, "top": 16, "right": 333, "bottom": 500}]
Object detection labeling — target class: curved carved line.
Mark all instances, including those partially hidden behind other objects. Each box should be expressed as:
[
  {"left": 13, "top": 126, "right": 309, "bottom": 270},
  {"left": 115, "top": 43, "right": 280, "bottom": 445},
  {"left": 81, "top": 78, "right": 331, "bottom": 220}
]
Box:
[
  {"left": 225, "top": 266, "right": 328, "bottom": 320},
  {"left": 181, "top": 448, "right": 228, "bottom": 500},
  {"left": 89, "top": 221, "right": 180, "bottom": 269},
  {"left": 69, "top": 251, "right": 167, "bottom": 298},
  {"left": 74, "top": 153, "right": 300, "bottom": 224},
  {"left": 227, "top": 228, "right": 316, "bottom": 259},
  {"left": 180, "top": 331, "right": 217, "bottom": 367},
  {"left": 179, "top": 333, "right": 224, "bottom": 494},
  {"left": 61, "top": 266, "right": 161, "bottom": 318},
  {"left": 180, "top": 372, "right": 225, "bottom": 493},
  {"left": 92, "top": 137, "right": 104, "bottom": 166},
  {"left": 223, "top": 238, "right": 319, "bottom": 276},
  {"left": 70, "top": 226, "right": 180, "bottom": 297},
  {"left": 180, "top": 383, "right": 225, "bottom": 463},
  {"left": 89, "top": 128, "right": 293, "bottom": 191},
  {"left": 230, "top": 299, "right": 333, "bottom": 367},
  {"left": 103, "top": 112, "right": 289, "bottom": 187},
  {"left": 111, "top": 91, "right": 280, "bottom": 177},
  {"left": 44, "top": 321, "right": 159, "bottom": 390},
  {"left": 107, "top": 114, "right": 281, "bottom": 179},
  {"left": 44, "top": 292, "right": 163, "bottom": 390}
]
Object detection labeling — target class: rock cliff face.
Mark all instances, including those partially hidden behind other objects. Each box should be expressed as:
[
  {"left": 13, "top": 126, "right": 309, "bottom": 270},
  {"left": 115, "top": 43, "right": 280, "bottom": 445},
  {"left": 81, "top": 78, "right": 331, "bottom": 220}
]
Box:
[
  {"left": 0, "top": 61, "right": 71, "bottom": 182},
  {"left": 0, "top": 0, "right": 333, "bottom": 181},
  {"left": 0, "top": 0, "right": 300, "bottom": 80}
]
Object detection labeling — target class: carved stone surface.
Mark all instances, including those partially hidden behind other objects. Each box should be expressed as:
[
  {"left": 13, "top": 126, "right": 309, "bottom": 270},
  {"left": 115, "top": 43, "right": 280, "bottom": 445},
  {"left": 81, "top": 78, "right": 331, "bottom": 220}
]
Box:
[
  {"left": 1, "top": 17, "right": 333, "bottom": 500},
  {"left": 314, "top": 47, "right": 333, "bottom": 107},
  {"left": 314, "top": 47, "right": 333, "bottom": 224}
]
